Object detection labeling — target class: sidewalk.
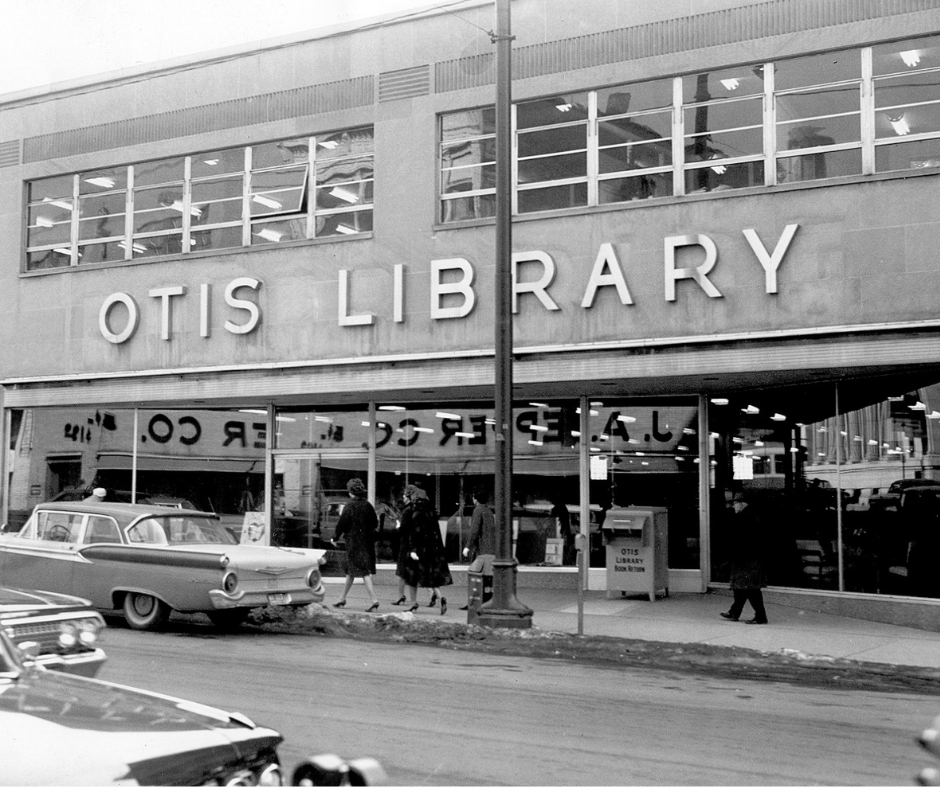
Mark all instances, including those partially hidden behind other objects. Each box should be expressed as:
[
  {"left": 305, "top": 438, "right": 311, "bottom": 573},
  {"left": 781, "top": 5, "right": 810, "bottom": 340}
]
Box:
[{"left": 323, "top": 577, "right": 940, "bottom": 670}]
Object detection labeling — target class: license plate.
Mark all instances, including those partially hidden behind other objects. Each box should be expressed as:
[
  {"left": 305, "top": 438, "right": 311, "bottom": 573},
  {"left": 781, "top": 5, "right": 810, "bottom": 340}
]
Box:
[{"left": 268, "top": 593, "right": 291, "bottom": 605}]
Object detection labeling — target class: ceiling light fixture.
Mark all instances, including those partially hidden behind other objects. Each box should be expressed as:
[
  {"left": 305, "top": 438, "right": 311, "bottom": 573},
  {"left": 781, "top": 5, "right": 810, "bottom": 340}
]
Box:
[
  {"left": 252, "top": 194, "right": 283, "bottom": 210},
  {"left": 84, "top": 176, "right": 115, "bottom": 189},
  {"left": 329, "top": 186, "right": 359, "bottom": 203},
  {"left": 887, "top": 112, "right": 911, "bottom": 136},
  {"left": 720, "top": 78, "right": 740, "bottom": 91},
  {"left": 900, "top": 50, "right": 921, "bottom": 68}
]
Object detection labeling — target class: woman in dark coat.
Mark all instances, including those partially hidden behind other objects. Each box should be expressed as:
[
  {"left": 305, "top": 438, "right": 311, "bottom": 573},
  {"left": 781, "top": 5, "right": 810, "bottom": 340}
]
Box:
[
  {"left": 331, "top": 478, "right": 380, "bottom": 612},
  {"left": 396, "top": 484, "right": 452, "bottom": 614}
]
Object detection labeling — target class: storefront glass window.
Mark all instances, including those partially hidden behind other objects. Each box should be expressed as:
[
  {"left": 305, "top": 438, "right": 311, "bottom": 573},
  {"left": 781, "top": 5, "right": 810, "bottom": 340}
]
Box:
[
  {"left": 586, "top": 399, "right": 700, "bottom": 570},
  {"left": 709, "top": 378, "right": 940, "bottom": 601}
]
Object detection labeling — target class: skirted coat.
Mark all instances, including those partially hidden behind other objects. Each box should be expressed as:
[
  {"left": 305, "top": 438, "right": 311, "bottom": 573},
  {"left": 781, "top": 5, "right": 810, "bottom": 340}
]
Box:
[
  {"left": 727, "top": 502, "right": 768, "bottom": 590},
  {"left": 334, "top": 497, "right": 377, "bottom": 577},
  {"left": 396, "top": 498, "right": 453, "bottom": 588}
]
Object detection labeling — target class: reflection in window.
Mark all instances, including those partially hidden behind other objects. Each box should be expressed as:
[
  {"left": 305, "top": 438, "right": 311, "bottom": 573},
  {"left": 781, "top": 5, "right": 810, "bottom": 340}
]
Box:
[
  {"left": 440, "top": 107, "right": 496, "bottom": 222},
  {"left": 25, "top": 129, "right": 373, "bottom": 270}
]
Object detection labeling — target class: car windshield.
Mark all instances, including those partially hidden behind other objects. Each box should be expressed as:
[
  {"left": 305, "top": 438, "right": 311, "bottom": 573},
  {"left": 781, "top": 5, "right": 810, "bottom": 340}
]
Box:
[{"left": 126, "top": 516, "right": 237, "bottom": 546}]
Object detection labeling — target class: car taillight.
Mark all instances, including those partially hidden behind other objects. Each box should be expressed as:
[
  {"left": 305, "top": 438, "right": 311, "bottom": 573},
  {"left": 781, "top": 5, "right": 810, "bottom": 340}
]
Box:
[
  {"left": 257, "top": 763, "right": 283, "bottom": 786},
  {"left": 223, "top": 571, "right": 239, "bottom": 594},
  {"left": 305, "top": 568, "right": 322, "bottom": 589}
]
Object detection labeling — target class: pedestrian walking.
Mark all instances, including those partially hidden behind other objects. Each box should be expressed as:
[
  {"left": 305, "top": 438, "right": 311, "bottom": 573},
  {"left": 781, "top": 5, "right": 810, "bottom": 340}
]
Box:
[
  {"left": 397, "top": 484, "right": 452, "bottom": 614},
  {"left": 459, "top": 487, "right": 496, "bottom": 610},
  {"left": 720, "top": 490, "right": 769, "bottom": 625},
  {"left": 331, "top": 478, "right": 380, "bottom": 613}
]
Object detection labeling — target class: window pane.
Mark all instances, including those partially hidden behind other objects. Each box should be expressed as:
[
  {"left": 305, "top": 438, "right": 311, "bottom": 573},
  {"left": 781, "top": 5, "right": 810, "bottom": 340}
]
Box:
[
  {"left": 134, "top": 235, "right": 183, "bottom": 258},
  {"left": 79, "top": 240, "right": 125, "bottom": 264},
  {"left": 684, "top": 97, "right": 762, "bottom": 135},
  {"left": 776, "top": 84, "right": 860, "bottom": 131},
  {"left": 27, "top": 249, "right": 71, "bottom": 270},
  {"left": 777, "top": 114, "right": 860, "bottom": 151},
  {"left": 873, "top": 35, "right": 940, "bottom": 76},
  {"left": 250, "top": 165, "right": 307, "bottom": 216},
  {"left": 441, "top": 108, "right": 495, "bottom": 142},
  {"left": 191, "top": 225, "right": 243, "bottom": 252},
  {"left": 875, "top": 69, "right": 940, "bottom": 111},
  {"left": 518, "top": 125, "right": 586, "bottom": 158},
  {"left": 192, "top": 177, "right": 244, "bottom": 224},
  {"left": 316, "top": 158, "right": 374, "bottom": 198},
  {"left": 685, "top": 160, "right": 764, "bottom": 193},
  {"left": 134, "top": 157, "right": 185, "bottom": 188},
  {"left": 517, "top": 93, "right": 589, "bottom": 129},
  {"left": 192, "top": 148, "right": 244, "bottom": 178},
  {"left": 517, "top": 182, "right": 588, "bottom": 213},
  {"left": 774, "top": 51, "right": 861, "bottom": 91},
  {"left": 518, "top": 152, "right": 587, "bottom": 185},
  {"left": 685, "top": 126, "right": 764, "bottom": 163},
  {"left": 79, "top": 168, "right": 127, "bottom": 194},
  {"left": 442, "top": 137, "right": 496, "bottom": 169},
  {"left": 78, "top": 193, "right": 125, "bottom": 240},
  {"left": 440, "top": 193, "right": 496, "bottom": 222},
  {"left": 251, "top": 218, "right": 307, "bottom": 245},
  {"left": 316, "top": 210, "right": 373, "bottom": 237},
  {"left": 599, "top": 139, "right": 672, "bottom": 174},
  {"left": 777, "top": 148, "right": 861, "bottom": 183},
  {"left": 28, "top": 204, "right": 71, "bottom": 245},
  {"left": 598, "top": 79, "right": 673, "bottom": 116},
  {"left": 599, "top": 171, "right": 672, "bottom": 203},
  {"left": 315, "top": 128, "right": 374, "bottom": 160},
  {"left": 599, "top": 110, "right": 671, "bottom": 148},
  {"left": 133, "top": 187, "right": 184, "bottom": 234},
  {"left": 315, "top": 181, "right": 373, "bottom": 211},
  {"left": 29, "top": 175, "right": 73, "bottom": 204},
  {"left": 876, "top": 138, "right": 940, "bottom": 172},
  {"left": 877, "top": 102, "right": 940, "bottom": 140},
  {"left": 683, "top": 66, "right": 765, "bottom": 103},
  {"left": 442, "top": 162, "right": 496, "bottom": 195},
  {"left": 253, "top": 138, "right": 309, "bottom": 168}
]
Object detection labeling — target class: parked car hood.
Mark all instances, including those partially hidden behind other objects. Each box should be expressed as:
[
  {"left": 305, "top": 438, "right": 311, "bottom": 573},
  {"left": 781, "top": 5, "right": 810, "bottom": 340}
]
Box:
[
  {"left": 0, "top": 668, "right": 281, "bottom": 786},
  {"left": 0, "top": 586, "right": 94, "bottom": 612}
]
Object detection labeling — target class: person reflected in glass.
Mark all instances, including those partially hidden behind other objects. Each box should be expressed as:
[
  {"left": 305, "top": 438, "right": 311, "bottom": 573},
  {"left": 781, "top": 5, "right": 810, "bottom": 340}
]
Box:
[
  {"left": 397, "top": 484, "right": 452, "bottom": 615},
  {"left": 331, "top": 478, "right": 380, "bottom": 613}
]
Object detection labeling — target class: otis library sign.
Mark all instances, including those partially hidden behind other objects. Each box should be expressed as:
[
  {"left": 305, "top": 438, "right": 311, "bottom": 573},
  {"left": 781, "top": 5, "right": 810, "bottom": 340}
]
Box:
[{"left": 98, "top": 225, "right": 799, "bottom": 345}]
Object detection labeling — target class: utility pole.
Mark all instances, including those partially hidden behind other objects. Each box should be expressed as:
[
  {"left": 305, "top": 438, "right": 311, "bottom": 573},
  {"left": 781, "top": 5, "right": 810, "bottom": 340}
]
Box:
[{"left": 477, "top": 0, "right": 533, "bottom": 629}]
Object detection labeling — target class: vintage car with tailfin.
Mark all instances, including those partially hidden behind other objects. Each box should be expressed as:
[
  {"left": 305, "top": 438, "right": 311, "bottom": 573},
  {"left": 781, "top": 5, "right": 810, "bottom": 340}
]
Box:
[{"left": 0, "top": 502, "right": 326, "bottom": 630}]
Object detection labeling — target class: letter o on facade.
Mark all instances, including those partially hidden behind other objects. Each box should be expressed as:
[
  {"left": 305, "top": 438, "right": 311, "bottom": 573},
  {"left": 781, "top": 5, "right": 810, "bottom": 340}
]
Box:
[{"left": 99, "top": 293, "right": 140, "bottom": 344}]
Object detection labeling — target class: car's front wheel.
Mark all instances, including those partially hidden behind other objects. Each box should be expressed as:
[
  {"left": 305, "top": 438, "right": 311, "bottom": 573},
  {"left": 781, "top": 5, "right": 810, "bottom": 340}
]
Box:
[
  {"left": 207, "top": 609, "right": 250, "bottom": 630},
  {"left": 123, "top": 592, "right": 171, "bottom": 630}
]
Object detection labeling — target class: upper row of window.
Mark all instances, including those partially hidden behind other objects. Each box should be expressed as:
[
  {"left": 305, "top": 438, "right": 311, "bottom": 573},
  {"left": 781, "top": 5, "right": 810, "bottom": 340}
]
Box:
[{"left": 25, "top": 34, "right": 940, "bottom": 270}]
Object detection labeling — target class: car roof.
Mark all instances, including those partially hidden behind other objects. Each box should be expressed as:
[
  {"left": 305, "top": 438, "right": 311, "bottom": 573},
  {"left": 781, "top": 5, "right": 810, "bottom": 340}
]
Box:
[{"left": 32, "top": 501, "right": 219, "bottom": 523}]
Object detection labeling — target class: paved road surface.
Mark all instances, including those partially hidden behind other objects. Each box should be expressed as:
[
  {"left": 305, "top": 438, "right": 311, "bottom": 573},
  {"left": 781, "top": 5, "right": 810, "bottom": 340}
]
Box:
[{"left": 96, "top": 622, "right": 938, "bottom": 786}]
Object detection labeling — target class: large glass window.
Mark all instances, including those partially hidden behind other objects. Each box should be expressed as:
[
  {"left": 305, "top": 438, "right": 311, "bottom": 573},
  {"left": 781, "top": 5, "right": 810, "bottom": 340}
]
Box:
[
  {"left": 440, "top": 108, "right": 496, "bottom": 222},
  {"left": 25, "top": 128, "right": 374, "bottom": 271},
  {"left": 709, "top": 377, "right": 940, "bottom": 601}
]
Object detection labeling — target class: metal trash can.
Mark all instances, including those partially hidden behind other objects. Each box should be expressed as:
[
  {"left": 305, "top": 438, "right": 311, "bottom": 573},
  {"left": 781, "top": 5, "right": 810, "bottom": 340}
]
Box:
[
  {"left": 466, "top": 554, "right": 494, "bottom": 625},
  {"left": 602, "top": 506, "right": 668, "bottom": 601}
]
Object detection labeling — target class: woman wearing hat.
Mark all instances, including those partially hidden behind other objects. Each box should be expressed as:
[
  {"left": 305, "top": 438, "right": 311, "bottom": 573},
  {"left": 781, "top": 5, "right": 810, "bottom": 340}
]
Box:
[
  {"left": 396, "top": 483, "right": 453, "bottom": 614},
  {"left": 331, "top": 478, "right": 380, "bottom": 612}
]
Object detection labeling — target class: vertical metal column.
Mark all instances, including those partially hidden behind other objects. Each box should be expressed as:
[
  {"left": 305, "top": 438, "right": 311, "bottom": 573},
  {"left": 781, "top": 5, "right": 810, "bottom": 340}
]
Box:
[{"left": 477, "top": 0, "right": 532, "bottom": 628}]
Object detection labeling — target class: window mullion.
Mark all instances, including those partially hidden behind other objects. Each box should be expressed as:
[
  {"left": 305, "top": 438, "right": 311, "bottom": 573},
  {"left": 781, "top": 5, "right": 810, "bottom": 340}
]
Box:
[
  {"left": 124, "top": 166, "right": 134, "bottom": 261},
  {"left": 243, "top": 147, "right": 252, "bottom": 247},
  {"left": 861, "top": 47, "right": 875, "bottom": 175},
  {"left": 764, "top": 62, "right": 776, "bottom": 186},
  {"left": 672, "top": 76, "right": 684, "bottom": 196},
  {"left": 69, "top": 174, "right": 79, "bottom": 266},
  {"left": 587, "top": 91, "right": 598, "bottom": 206},
  {"left": 510, "top": 103, "right": 518, "bottom": 215},
  {"left": 308, "top": 136, "right": 316, "bottom": 239},
  {"left": 182, "top": 157, "right": 192, "bottom": 254}
]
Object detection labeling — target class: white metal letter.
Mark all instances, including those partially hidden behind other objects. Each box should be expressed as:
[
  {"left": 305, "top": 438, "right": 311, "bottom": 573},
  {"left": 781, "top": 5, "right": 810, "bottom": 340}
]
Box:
[
  {"left": 581, "top": 243, "right": 634, "bottom": 308},
  {"left": 200, "top": 283, "right": 210, "bottom": 337},
  {"left": 664, "top": 234, "right": 722, "bottom": 301},
  {"left": 99, "top": 292, "right": 140, "bottom": 344},
  {"left": 393, "top": 264, "right": 404, "bottom": 323},
  {"left": 338, "top": 269, "right": 375, "bottom": 327},
  {"left": 431, "top": 258, "right": 476, "bottom": 320},
  {"left": 512, "top": 251, "right": 559, "bottom": 313},
  {"left": 224, "top": 277, "right": 262, "bottom": 335},
  {"left": 149, "top": 285, "right": 186, "bottom": 341},
  {"left": 743, "top": 223, "right": 799, "bottom": 294}
]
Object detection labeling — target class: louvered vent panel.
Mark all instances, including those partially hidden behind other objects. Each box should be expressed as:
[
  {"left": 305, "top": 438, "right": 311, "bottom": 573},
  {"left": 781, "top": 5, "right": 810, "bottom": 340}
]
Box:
[
  {"left": 437, "top": 0, "right": 940, "bottom": 92},
  {"left": 0, "top": 139, "right": 20, "bottom": 167},
  {"left": 378, "top": 65, "right": 430, "bottom": 102},
  {"left": 22, "top": 76, "right": 374, "bottom": 163}
]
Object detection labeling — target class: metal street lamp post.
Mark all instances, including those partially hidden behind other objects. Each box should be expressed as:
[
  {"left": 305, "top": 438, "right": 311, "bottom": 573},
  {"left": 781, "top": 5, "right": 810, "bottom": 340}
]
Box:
[{"left": 477, "top": 0, "right": 533, "bottom": 629}]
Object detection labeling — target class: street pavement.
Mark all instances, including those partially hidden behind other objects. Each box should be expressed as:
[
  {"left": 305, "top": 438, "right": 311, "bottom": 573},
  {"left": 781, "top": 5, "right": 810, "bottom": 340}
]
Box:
[{"left": 323, "top": 575, "right": 940, "bottom": 670}]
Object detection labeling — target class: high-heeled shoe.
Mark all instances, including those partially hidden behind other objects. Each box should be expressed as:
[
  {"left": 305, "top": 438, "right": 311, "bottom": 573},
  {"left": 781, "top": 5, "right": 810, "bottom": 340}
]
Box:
[
  {"left": 391, "top": 596, "right": 406, "bottom": 606},
  {"left": 408, "top": 603, "right": 419, "bottom": 613},
  {"left": 332, "top": 600, "right": 346, "bottom": 608},
  {"left": 440, "top": 596, "right": 447, "bottom": 615},
  {"left": 428, "top": 592, "right": 439, "bottom": 608},
  {"left": 366, "top": 601, "right": 379, "bottom": 613}
]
